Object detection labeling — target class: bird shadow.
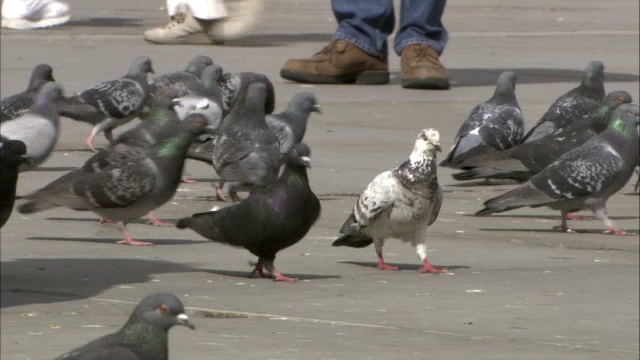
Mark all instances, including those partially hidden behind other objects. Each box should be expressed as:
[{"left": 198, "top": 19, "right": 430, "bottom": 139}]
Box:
[
  {"left": 446, "top": 180, "right": 521, "bottom": 187},
  {"left": 66, "top": 17, "right": 143, "bottom": 28},
  {"left": 477, "top": 228, "right": 640, "bottom": 234},
  {"left": 214, "top": 33, "right": 333, "bottom": 47},
  {"left": 27, "top": 236, "right": 207, "bottom": 245},
  {"left": 200, "top": 269, "right": 342, "bottom": 281},
  {"left": 0, "top": 258, "right": 198, "bottom": 308},
  {"left": 467, "top": 214, "right": 639, "bottom": 221},
  {"left": 29, "top": 166, "right": 77, "bottom": 172},
  {"left": 339, "top": 261, "right": 470, "bottom": 272}
]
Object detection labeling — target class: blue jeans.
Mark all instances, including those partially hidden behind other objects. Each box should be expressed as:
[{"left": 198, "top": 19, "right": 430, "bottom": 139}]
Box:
[{"left": 333, "top": 0, "right": 448, "bottom": 59}]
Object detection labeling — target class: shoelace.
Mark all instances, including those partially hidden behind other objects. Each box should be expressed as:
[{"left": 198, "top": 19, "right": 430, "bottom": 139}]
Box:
[{"left": 163, "top": 12, "right": 186, "bottom": 29}]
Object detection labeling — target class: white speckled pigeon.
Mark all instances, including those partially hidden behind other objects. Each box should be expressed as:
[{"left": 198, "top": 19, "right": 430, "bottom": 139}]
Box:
[
  {"left": 333, "top": 129, "right": 445, "bottom": 273},
  {"left": 522, "top": 60, "right": 605, "bottom": 143},
  {"left": 1, "top": 64, "right": 55, "bottom": 122},
  {"left": 266, "top": 91, "right": 322, "bottom": 154},
  {"left": 476, "top": 104, "right": 640, "bottom": 235},
  {"left": 54, "top": 293, "right": 194, "bottom": 360},
  {"left": 440, "top": 71, "right": 524, "bottom": 168}
]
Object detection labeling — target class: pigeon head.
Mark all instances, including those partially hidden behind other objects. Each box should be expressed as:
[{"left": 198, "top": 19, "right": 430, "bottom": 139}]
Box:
[
  {"left": 184, "top": 55, "right": 214, "bottom": 76},
  {"left": 602, "top": 91, "right": 633, "bottom": 108},
  {"left": 582, "top": 60, "right": 605, "bottom": 85},
  {"left": 28, "top": 64, "right": 54, "bottom": 90},
  {"left": 201, "top": 65, "right": 224, "bottom": 89},
  {"left": 131, "top": 293, "right": 195, "bottom": 331},
  {"left": 496, "top": 71, "right": 517, "bottom": 92},
  {"left": 288, "top": 143, "right": 312, "bottom": 168},
  {"left": 0, "top": 140, "right": 29, "bottom": 166},
  {"left": 416, "top": 128, "right": 442, "bottom": 154},
  {"left": 608, "top": 104, "right": 640, "bottom": 138},
  {"left": 173, "top": 96, "right": 223, "bottom": 130},
  {"left": 290, "top": 92, "right": 322, "bottom": 114},
  {"left": 151, "top": 86, "right": 182, "bottom": 109},
  {"left": 35, "top": 82, "right": 64, "bottom": 109},
  {"left": 129, "top": 56, "right": 155, "bottom": 75}
]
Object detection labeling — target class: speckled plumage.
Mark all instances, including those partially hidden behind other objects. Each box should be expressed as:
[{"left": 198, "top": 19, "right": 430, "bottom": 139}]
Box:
[
  {"left": 218, "top": 71, "right": 276, "bottom": 116},
  {"left": 523, "top": 61, "right": 606, "bottom": 143},
  {"left": 333, "top": 129, "right": 445, "bottom": 273},
  {"left": 149, "top": 55, "right": 214, "bottom": 96},
  {"left": 0, "top": 64, "right": 55, "bottom": 122},
  {"left": 477, "top": 104, "right": 640, "bottom": 235}
]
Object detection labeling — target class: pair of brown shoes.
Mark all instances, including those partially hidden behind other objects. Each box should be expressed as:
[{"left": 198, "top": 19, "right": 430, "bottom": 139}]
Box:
[{"left": 281, "top": 39, "right": 450, "bottom": 89}]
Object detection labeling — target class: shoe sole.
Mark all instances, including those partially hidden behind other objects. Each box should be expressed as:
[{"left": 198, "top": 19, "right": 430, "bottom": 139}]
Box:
[
  {"left": 280, "top": 69, "right": 389, "bottom": 85},
  {"left": 143, "top": 32, "right": 219, "bottom": 45},
  {"left": 1, "top": 15, "right": 70, "bottom": 30},
  {"left": 402, "top": 77, "right": 450, "bottom": 90}
]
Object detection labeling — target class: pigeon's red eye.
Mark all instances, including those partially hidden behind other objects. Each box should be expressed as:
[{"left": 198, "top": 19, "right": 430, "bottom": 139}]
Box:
[{"left": 158, "top": 305, "right": 169, "bottom": 314}]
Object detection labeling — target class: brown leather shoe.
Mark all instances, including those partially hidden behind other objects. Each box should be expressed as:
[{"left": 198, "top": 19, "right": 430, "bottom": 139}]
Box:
[
  {"left": 281, "top": 39, "right": 389, "bottom": 85},
  {"left": 401, "top": 44, "right": 450, "bottom": 89}
]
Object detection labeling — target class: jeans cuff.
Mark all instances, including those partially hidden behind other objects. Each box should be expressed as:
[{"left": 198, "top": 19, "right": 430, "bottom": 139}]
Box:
[
  {"left": 394, "top": 37, "right": 447, "bottom": 56},
  {"left": 334, "top": 32, "right": 387, "bottom": 59}
]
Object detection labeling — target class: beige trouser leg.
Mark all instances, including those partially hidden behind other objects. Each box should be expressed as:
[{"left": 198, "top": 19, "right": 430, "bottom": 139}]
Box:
[{"left": 166, "top": 0, "right": 228, "bottom": 20}]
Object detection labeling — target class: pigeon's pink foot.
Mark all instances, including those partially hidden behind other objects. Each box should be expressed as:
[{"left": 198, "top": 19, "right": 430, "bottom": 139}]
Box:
[
  {"left": 116, "top": 229, "right": 153, "bottom": 246},
  {"left": 249, "top": 263, "right": 268, "bottom": 278},
  {"left": 377, "top": 252, "right": 399, "bottom": 271},
  {"left": 603, "top": 227, "right": 634, "bottom": 236},
  {"left": 181, "top": 176, "right": 197, "bottom": 184},
  {"left": 216, "top": 184, "right": 228, "bottom": 202},
  {"left": 272, "top": 272, "right": 296, "bottom": 282},
  {"left": 99, "top": 217, "right": 116, "bottom": 224},
  {"left": 418, "top": 259, "right": 446, "bottom": 274},
  {"left": 143, "top": 213, "right": 174, "bottom": 227},
  {"left": 85, "top": 135, "right": 97, "bottom": 152},
  {"left": 565, "top": 213, "right": 593, "bottom": 221}
]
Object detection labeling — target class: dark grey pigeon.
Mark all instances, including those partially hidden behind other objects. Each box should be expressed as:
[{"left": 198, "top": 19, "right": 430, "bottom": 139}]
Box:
[
  {"left": 522, "top": 60, "right": 605, "bottom": 143},
  {"left": 440, "top": 71, "right": 524, "bottom": 167},
  {"left": 218, "top": 71, "right": 276, "bottom": 116},
  {"left": 453, "top": 91, "right": 633, "bottom": 182},
  {"left": 177, "top": 143, "right": 320, "bottom": 282},
  {"left": 265, "top": 91, "right": 322, "bottom": 154},
  {"left": 149, "top": 55, "right": 213, "bottom": 96},
  {"left": 53, "top": 293, "right": 194, "bottom": 360},
  {"left": 0, "top": 140, "right": 29, "bottom": 229},
  {"left": 1, "top": 64, "right": 55, "bottom": 122},
  {"left": 57, "top": 56, "right": 154, "bottom": 151},
  {"left": 212, "top": 81, "right": 281, "bottom": 202},
  {"left": 0, "top": 83, "right": 63, "bottom": 171},
  {"left": 333, "top": 129, "right": 445, "bottom": 274},
  {"left": 476, "top": 104, "right": 640, "bottom": 235},
  {"left": 18, "top": 114, "right": 208, "bottom": 246}
]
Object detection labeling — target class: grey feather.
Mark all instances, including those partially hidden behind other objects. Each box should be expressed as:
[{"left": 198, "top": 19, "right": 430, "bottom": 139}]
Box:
[
  {"left": 1, "top": 64, "right": 55, "bottom": 122},
  {"left": 265, "top": 91, "right": 321, "bottom": 154},
  {"left": 218, "top": 71, "right": 276, "bottom": 116}
]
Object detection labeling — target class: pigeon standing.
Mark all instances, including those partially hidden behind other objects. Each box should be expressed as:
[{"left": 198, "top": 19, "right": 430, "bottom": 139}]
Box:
[
  {"left": 333, "top": 129, "right": 445, "bottom": 274},
  {"left": 452, "top": 91, "right": 633, "bottom": 182},
  {"left": 266, "top": 91, "right": 322, "bottom": 154},
  {"left": 54, "top": 293, "right": 194, "bottom": 360},
  {"left": 0, "top": 140, "right": 29, "bottom": 229},
  {"left": 0, "top": 82, "right": 62, "bottom": 170},
  {"left": 17, "top": 114, "right": 208, "bottom": 246},
  {"left": 212, "top": 81, "right": 280, "bottom": 201},
  {"left": 218, "top": 71, "right": 276, "bottom": 116},
  {"left": 1, "top": 64, "right": 55, "bottom": 122},
  {"left": 58, "top": 56, "right": 155, "bottom": 151},
  {"left": 177, "top": 143, "right": 321, "bottom": 282},
  {"left": 522, "top": 60, "right": 606, "bottom": 143},
  {"left": 440, "top": 71, "right": 524, "bottom": 167},
  {"left": 149, "top": 55, "right": 213, "bottom": 96},
  {"left": 476, "top": 104, "right": 640, "bottom": 235}
]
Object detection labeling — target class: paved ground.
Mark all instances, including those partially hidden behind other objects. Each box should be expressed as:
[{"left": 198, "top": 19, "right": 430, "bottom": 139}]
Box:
[{"left": 1, "top": 1, "right": 639, "bottom": 359}]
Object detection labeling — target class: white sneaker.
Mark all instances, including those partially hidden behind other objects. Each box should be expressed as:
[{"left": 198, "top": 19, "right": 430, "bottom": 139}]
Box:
[
  {"left": 1, "top": 0, "right": 70, "bottom": 30},
  {"left": 209, "top": 0, "right": 263, "bottom": 41}
]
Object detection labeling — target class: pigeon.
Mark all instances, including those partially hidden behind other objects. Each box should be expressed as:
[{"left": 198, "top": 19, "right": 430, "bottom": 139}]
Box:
[
  {"left": 17, "top": 114, "right": 208, "bottom": 246},
  {"left": 440, "top": 71, "right": 524, "bottom": 167},
  {"left": 57, "top": 56, "right": 155, "bottom": 151},
  {"left": 219, "top": 71, "right": 276, "bottom": 116},
  {"left": 522, "top": 60, "right": 606, "bottom": 143},
  {"left": 265, "top": 91, "right": 322, "bottom": 154},
  {"left": 0, "top": 140, "right": 29, "bottom": 229},
  {"left": 1, "top": 64, "right": 55, "bottom": 122},
  {"left": 475, "top": 104, "right": 640, "bottom": 235},
  {"left": 149, "top": 55, "right": 214, "bottom": 96},
  {"left": 0, "top": 82, "right": 62, "bottom": 171},
  {"left": 53, "top": 293, "right": 194, "bottom": 360},
  {"left": 212, "top": 81, "right": 280, "bottom": 201},
  {"left": 452, "top": 91, "right": 633, "bottom": 182},
  {"left": 333, "top": 129, "right": 445, "bottom": 273},
  {"left": 177, "top": 143, "right": 320, "bottom": 282}
]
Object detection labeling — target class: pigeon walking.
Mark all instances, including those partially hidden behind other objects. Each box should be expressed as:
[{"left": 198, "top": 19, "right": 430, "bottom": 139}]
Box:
[
  {"left": 452, "top": 91, "right": 633, "bottom": 182},
  {"left": 522, "top": 60, "right": 606, "bottom": 143},
  {"left": 149, "top": 55, "right": 214, "bottom": 96},
  {"left": 54, "top": 293, "right": 194, "bottom": 360},
  {"left": 212, "top": 81, "right": 280, "bottom": 201},
  {"left": 1, "top": 64, "right": 55, "bottom": 122},
  {"left": 440, "top": 71, "right": 524, "bottom": 167},
  {"left": 0, "top": 140, "right": 29, "bottom": 229},
  {"left": 177, "top": 143, "right": 321, "bottom": 282},
  {"left": 0, "top": 82, "right": 62, "bottom": 170},
  {"left": 266, "top": 91, "right": 322, "bottom": 154},
  {"left": 333, "top": 129, "right": 445, "bottom": 274},
  {"left": 58, "top": 56, "right": 155, "bottom": 151},
  {"left": 476, "top": 104, "right": 640, "bottom": 235},
  {"left": 17, "top": 114, "right": 208, "bottom": 246}
]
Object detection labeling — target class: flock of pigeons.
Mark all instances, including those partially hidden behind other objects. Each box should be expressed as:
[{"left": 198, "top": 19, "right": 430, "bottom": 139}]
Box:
[{"left": 0, "top": 55, "right": 638, "bottom": 358}]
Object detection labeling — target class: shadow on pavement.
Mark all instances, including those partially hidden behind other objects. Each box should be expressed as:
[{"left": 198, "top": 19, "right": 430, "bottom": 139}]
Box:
[
  {"left": 201, "top": 268, "right": 341, "bottom": 281},
  {"left": 27, "top": 236, "right": 206, "bottom": 245},
  {"left": 67, "top": 17, "right": 143, "bottom": 28},
  {"left": 0, "top": 258, "right": 197, "bottom": 308},
  {"left": 339, "top": 261, "right": 470, "bottom": 272}
]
